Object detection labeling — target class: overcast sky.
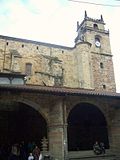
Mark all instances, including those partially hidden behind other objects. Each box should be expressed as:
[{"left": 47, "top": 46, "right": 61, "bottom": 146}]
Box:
[{"left": 0, "top": 0, "right": 120, "bottom": 92}]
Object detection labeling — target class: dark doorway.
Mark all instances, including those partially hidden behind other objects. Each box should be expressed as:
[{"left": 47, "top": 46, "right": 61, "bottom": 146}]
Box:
[
  {"left": 0, "top": 102, "right": 47, "bottom": 147},
  {"left": 67, "top": 103, "right": 109, "bottom": 151}
]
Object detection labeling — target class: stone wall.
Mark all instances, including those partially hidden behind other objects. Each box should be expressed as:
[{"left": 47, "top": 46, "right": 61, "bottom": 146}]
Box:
[
  {"left": 0, "top": 35, "right": 116, "bottom": 92},
  {"left": 0, "top": 90, "right": 120, "bottom": 159}
]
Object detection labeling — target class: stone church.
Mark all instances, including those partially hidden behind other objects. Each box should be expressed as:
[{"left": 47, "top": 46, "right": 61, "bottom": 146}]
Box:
[{"left": 0, "top": 11, "right": 120, "bottom": 160}]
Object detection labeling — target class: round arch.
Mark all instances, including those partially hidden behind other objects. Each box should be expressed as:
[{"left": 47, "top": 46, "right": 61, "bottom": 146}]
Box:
[
  {"left": 67, "top": 102, "right": 109, "bottom": 151},
  {"left": 17, "top": 99, "right": 49, "bottom": 124},
  {"left": 0, "top": 100, "right": 48, "bottom": 150}
]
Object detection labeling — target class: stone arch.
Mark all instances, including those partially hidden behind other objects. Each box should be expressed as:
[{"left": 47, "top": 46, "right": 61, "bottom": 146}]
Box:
[
  {"left": 17, "top": 98, "right": 49, "bottom": 124},
  {"left": 0, "top": 98, "right": 48, "bottom": 148},
  {"left": 67, "top": 100, "right": 108, "bottom": 123},
  {"left": 67, "top": 102, "right": 109, "bottom": 151}
]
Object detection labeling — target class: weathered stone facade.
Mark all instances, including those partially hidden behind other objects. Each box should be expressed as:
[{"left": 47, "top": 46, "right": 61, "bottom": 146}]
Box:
[
  {"left": 0, "top": 12, "right": 116, "bottom": 91},
  {"left": 0, "top": 12, "right": 119, "bottom": 160}
]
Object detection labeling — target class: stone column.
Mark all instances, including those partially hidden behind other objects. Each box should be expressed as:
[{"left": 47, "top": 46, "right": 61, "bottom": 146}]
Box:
[
  {"left": 62, "top": 98, "right": 68, "bottom": 160},
  {"left": 110, "top": 108, "right": 120, "bottom": 155},
  {"left": 48, "top": 99, "right": 64, "bottom": 160},
  {"left": 48, "top": 124, "right": 64, "bottom": 160}
]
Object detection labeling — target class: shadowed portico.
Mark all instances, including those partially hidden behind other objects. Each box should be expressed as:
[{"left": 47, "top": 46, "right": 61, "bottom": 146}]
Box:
[{"left": 67, "top": 103, "right": 109, "bottom": 151}]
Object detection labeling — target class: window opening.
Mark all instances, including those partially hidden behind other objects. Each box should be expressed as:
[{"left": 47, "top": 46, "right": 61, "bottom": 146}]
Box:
[
  {"left": 100, "top": 62, "right": 104, "bottom": 69},
  {"left": 94, "top": 24, "right": 98, "bottom": 29},
  {"left": 103, "top": 85, "right": 106, "bottom": 89},
  {"left": 25, "top": 63, "right": 32, "bottom": 76}
]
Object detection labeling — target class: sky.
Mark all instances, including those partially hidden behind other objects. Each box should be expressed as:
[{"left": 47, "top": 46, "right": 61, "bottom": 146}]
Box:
[{"left": 0, "top": 0, "right": 120, "bottom": 92}]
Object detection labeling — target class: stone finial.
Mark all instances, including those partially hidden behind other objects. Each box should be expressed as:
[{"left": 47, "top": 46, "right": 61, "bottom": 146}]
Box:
[
  {"left": 101, "top": 14, "right": 103, "bottom": 21},
  {"left": 85, "top": 10, "right": 87, "bottom": 18}
]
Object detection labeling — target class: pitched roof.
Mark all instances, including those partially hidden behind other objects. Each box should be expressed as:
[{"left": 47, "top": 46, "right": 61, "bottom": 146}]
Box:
[
  {"left": 0, "top": 35, "right": 73, "bottom": 50},
  {"left": 0, "top": 84, "right": 120, "bottom": 98}
]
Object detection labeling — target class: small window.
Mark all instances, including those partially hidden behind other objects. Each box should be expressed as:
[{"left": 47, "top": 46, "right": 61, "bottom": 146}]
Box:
[
  {"left": 36, "top": 46, "right": 39, "bottom": 50},
  {"left": 103, "top": 85, "right": 106, "bottom": 89},
  {"left": 93, "top": 24, "right": 98, "bottom": 29},
  {"left": 12, "top": 78, "right": 24, "bottom": 85},
  {"left": 22, "top": 44, "right": 24, "bottom": 48},
  {"left": 25, "top": 63, "right": 32, "bottom": 76},
  {"left": 62, "top": 50, "right": 64, "bottom": 53},
  {"left": 6, "top": 42, "right": 9, "bottom": 45},
  {"left": 0, "top": 77, "right": 10, "bottom": 84},
  {"left": 100, "top": 62, "right": 104, "bottom": 69}
]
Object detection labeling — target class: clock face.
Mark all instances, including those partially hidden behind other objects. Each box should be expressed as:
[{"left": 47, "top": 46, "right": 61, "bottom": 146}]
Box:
[{"left": 95, "top": 41, "right": 101, "bottom": 47}]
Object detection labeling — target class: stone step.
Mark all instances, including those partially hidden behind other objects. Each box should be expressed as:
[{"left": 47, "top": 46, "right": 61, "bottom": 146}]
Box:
[
  {"left": 67, "top": 150, "right": 118, "bottom": 160},
  {"left": 68, "top": 154, "right": 117, "bottom": 160}
]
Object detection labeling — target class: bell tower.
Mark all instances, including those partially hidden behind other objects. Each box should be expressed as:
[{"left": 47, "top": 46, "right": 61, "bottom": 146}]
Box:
[
  {"left": 75, "top": 11, "right": 116, "bottom": 92},
  {"left": 75, "top": 11, "right": 111, "bottom": 54}
]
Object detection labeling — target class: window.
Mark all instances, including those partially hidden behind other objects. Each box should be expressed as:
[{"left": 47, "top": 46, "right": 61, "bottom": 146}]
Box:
[
  {"left": 12, "top": 78, "right": 24, "bottom": 85},
  {"left": 36, "top": 46, "right": 39, "bottom": 50},
  {"left": 103, "top": 85, "right": 106, "bottom": 89},
  {"left": 93, "top": 24, "right": 98, "bottom": 29},
  {"left": 6, "top": 42, "right": 9, "bottom": 45},
  {"left": 100, "top": 62, "right": 104, "bottom": 69},
  {"left": 25, "top": 63, "right": 32, "bottom": 76},
  {"left": 0, "top": 77, "right": 10, "bottom": 84},
  {"left": 22, "top": 44, "right": 24, "bottom": 48}
]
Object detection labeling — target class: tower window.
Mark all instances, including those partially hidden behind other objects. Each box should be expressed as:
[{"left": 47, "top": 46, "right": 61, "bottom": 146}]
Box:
[
  {"left": 22, "top": 44, "right": 24, "bottom": 48},
  {"left": 62, "top": 50, "right": 64, "bottom": 53},
  {"left": 93, "top": 24, "right": 98, "bottom": 29},
  {"left": 100, "top": 62, "right": 104, "bottom": 69},
  {"left": 36, "top": 46, "right": 39, "bottom": 50},
  {"left": 6, "top": 42, "right": 9, "bottom": 45},
  {"left": 103, "top": 85, "right": 106, "bottom": 89},
  {"left": 25, "top": 63, "right": 32, "bottom": 76}
]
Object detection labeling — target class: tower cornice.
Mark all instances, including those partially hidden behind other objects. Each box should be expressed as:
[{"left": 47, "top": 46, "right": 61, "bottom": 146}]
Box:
[
  {"left": 84, "top": 26, "right": 109, "bottom": 35},
  {"left": 77, "top": 17, "right": 105, "bottom": 32}
]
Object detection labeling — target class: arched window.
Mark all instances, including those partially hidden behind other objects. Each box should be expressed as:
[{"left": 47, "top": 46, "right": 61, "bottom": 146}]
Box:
[{"left": 94, "top": 24, "right": 98, "bottom": 29}]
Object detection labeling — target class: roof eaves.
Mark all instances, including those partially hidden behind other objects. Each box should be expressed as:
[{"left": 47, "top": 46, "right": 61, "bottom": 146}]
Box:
[
  {"left": 0, "top": 35, "right": 74, "bottom": 50},
  {"left": 0, "top": 85, "right": 120, "bottom": 98}
]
